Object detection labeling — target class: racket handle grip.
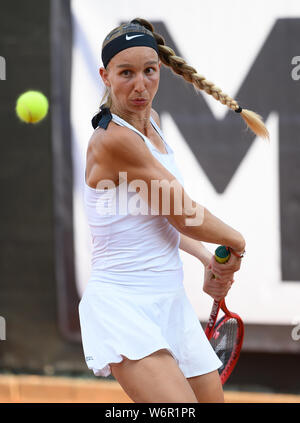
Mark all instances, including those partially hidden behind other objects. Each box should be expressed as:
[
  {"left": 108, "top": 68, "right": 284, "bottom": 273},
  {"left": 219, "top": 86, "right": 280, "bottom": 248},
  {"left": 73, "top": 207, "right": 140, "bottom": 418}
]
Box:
[
  {"left": 214, "top": 245, "right": 231, "bottom": 263},
  {"left": 210, "top": 245, "right": 231, "bottom": 279}
]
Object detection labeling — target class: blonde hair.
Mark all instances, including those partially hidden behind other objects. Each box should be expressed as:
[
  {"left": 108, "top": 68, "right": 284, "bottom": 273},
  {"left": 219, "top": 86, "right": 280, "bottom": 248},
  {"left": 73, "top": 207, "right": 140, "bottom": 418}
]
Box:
[{"left": 98, "top": 18, "right": 269, "bottom": 140}]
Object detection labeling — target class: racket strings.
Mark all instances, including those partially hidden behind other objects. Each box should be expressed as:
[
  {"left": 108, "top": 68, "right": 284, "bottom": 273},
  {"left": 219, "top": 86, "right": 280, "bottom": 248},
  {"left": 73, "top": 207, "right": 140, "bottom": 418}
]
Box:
[{"left": 209, "top": 317, "right": 238, "bottom": 374}]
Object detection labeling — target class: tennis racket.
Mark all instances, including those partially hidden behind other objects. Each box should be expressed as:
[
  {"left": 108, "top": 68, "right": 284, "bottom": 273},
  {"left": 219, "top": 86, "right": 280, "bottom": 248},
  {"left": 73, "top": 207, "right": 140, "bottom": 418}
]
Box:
[{"left": 205, "top": 245, "right": 244, "bottom": 385}]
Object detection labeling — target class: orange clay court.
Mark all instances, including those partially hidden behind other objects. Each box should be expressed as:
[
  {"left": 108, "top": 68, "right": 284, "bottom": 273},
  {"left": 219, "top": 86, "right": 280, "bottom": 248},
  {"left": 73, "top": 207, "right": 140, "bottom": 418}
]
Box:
[{"left": 0, "top": 375, "right": 299, "bottom": 403}]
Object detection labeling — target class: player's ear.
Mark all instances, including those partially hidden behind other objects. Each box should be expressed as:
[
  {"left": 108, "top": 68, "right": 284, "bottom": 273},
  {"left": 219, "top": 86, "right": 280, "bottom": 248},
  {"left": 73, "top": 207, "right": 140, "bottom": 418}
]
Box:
[{"left": 99, "top": 66, "right": 111, "bottom": 87}]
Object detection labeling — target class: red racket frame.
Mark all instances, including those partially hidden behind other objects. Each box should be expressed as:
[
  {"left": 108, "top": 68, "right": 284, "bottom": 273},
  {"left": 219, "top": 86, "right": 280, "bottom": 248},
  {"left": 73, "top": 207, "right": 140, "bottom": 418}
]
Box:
[{"left": 205, "top": 299, "right": 244, "bottom": 385}]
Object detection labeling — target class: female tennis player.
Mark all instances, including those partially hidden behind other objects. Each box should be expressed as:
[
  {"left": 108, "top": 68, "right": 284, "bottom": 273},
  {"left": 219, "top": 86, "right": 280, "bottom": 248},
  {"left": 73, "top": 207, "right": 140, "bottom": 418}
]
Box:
[{"left": 79, "top": 18, "right": 268, "bottom": 403}]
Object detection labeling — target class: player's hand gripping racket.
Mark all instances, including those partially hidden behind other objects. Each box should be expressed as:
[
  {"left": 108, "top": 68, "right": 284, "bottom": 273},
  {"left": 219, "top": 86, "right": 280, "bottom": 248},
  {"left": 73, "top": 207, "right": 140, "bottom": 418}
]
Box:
[{"left": 205, "top": 245, "right": 244, "bottom": 385}]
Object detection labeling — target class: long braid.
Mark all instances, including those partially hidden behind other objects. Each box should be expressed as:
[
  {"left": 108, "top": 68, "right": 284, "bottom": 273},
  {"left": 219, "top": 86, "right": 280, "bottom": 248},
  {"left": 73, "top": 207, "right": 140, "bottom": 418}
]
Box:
[{"left": 131, "top": 18, "right": 269, "bottom": 140}]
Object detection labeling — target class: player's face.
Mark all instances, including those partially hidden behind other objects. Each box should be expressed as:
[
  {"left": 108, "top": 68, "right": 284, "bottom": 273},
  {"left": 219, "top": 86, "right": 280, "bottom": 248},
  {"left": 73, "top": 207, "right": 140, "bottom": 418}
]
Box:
[{"left": 100, "top": 47, "right": 160, "bottom": 113}]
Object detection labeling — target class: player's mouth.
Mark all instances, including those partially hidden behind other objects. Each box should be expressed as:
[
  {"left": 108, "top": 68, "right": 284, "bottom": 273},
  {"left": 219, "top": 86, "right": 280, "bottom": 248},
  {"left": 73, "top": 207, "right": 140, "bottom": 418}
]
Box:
[{"left": 131, "top": 98, "right": 147, "bottom": 106}]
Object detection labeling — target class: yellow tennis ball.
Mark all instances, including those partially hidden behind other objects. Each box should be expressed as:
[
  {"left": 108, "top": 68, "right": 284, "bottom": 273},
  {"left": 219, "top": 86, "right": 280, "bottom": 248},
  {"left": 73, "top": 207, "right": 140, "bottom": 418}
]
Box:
[{"left": 16, "top": 90, "right": 49, "bottom": 124}]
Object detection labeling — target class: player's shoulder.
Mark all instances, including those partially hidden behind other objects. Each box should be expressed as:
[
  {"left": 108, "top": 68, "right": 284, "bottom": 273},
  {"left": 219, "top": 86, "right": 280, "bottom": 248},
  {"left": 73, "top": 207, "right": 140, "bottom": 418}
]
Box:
[
  {"left": 91, "top": 120, "right": 129, "bottom": 144},
  {"left": 89, "top": 108, "right": 161, "bottom": 159},
  {"left": 90, "top": 120, "right": 145, "bottom": 162}
]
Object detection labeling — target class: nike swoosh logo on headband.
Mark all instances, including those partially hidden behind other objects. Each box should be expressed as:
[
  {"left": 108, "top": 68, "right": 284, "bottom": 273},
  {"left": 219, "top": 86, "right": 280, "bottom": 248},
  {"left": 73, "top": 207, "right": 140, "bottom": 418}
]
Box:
[{"left": 126, "top": 34, "right": 144, "bottom": 41}]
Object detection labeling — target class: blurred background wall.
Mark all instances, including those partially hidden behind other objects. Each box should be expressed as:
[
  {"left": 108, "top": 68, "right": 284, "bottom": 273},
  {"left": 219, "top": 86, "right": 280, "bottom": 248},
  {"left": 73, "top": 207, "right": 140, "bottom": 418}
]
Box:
[{"left": 0, "top": 0, "right": 300, "bottom": 394}]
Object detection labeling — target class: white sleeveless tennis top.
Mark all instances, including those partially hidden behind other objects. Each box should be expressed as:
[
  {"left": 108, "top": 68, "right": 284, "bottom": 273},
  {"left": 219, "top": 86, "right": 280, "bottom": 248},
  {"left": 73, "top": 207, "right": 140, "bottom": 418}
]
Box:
[{"left": 84, "top": 113, "right": 185, "bottom": 282}]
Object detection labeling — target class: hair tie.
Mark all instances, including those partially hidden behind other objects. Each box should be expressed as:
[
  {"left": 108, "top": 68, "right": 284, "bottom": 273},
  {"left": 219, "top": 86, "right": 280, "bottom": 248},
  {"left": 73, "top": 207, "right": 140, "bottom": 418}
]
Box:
[
  {"left": 91, "top": 105, "right": 112, "bottom": 129},
  {"left": 235, "top": 106, "right": 243, "bottom": 113}
]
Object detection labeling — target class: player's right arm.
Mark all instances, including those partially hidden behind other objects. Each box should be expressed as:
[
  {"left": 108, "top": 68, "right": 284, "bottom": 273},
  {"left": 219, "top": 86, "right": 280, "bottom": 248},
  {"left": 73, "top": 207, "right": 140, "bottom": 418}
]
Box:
[{"left": 98, "top": 125, "right": 245, "bottom": 253}]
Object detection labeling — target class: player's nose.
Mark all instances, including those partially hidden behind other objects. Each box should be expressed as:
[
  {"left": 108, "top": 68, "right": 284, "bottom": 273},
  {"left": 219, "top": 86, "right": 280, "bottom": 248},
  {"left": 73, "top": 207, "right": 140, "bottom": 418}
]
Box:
[{"left": 134, "top": 72, "right": 147, "bottom": 92}]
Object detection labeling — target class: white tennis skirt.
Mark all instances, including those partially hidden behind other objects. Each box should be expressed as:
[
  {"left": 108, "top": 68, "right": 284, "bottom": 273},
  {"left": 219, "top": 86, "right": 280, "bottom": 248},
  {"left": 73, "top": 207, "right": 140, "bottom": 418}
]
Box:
[{"left": 78, "top": 267, "right": 222, "bottom": 378}]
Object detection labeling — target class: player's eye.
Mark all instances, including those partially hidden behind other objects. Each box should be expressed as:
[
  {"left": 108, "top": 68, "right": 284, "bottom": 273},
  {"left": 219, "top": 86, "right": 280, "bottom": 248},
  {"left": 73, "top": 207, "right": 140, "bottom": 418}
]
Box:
[
  {"left": 145, "top": 67, "right": 155, "bottom": 74},
  {"left": 121, "top": 70, "right": 132, "bottom": 77}
]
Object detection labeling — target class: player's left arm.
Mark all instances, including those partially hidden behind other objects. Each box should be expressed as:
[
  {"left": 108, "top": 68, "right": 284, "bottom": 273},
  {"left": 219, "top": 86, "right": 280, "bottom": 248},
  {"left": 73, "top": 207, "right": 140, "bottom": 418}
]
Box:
[{"left": 179, "top": 233, "right": 212, "bottom": 266}]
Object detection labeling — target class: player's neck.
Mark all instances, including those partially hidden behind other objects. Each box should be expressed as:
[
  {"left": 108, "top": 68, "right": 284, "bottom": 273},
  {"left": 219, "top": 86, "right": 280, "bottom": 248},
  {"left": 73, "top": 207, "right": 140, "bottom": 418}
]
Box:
[{"left": 110, "top": 105, "right": 152, "bottom": 136}]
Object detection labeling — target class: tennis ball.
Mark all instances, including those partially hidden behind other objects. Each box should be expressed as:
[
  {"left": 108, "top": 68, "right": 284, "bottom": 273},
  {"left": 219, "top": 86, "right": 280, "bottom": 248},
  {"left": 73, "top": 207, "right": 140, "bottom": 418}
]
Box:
[{"left": 16, "top": 90, "right": 49, "bottom": 124}]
